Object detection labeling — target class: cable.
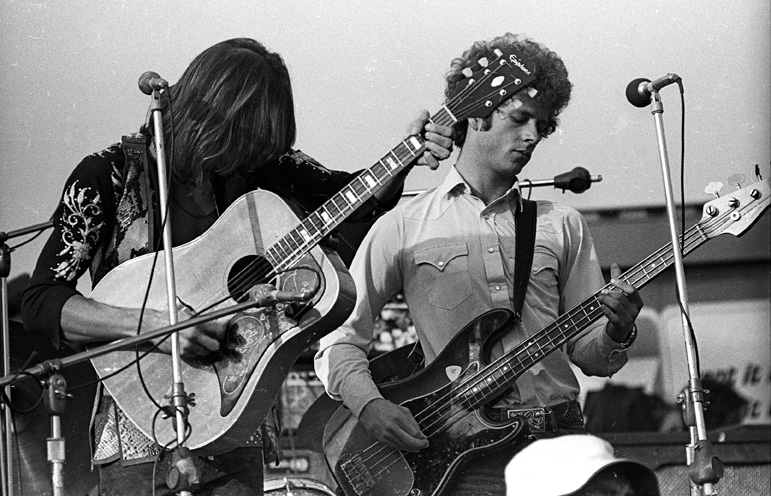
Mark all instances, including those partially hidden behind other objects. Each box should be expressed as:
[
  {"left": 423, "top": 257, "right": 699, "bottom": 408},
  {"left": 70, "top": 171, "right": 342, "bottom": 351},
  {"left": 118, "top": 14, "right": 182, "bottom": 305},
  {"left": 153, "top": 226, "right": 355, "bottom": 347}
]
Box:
[{"left": 674, "top": 79, "right": 700, "bottom": 375}]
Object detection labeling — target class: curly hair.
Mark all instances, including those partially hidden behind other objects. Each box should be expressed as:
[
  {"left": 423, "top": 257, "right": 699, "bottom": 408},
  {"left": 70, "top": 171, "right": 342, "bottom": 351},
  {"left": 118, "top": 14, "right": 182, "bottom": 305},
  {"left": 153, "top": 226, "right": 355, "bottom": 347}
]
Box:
[
  {"left": 158, "top": 38, "right": 296, "bottom": 186},
  {"left": 445, "top": 33, "right": 572, "bottom": 147}
]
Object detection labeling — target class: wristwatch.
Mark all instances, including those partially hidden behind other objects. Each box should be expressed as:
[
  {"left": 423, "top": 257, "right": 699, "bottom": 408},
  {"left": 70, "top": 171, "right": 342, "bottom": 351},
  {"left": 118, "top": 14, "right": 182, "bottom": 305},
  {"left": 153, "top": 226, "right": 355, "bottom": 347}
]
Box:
[{"left": 613, "top": 325, "right": 638, "bottom": 349}]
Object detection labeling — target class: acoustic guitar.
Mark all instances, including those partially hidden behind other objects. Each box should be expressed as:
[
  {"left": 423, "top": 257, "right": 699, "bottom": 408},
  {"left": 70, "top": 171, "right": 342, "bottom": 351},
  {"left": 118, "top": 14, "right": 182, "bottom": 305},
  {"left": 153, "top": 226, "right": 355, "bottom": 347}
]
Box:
[{"left": 89, "top": 48, "right": 538, "bottom": 453}]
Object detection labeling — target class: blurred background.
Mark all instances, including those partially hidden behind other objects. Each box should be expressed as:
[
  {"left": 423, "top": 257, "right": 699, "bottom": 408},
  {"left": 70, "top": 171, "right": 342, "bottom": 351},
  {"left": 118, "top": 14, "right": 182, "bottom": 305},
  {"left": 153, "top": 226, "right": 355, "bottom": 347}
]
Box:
[{"left": 1, "top": 1, "right": 769, "bottom": 494}]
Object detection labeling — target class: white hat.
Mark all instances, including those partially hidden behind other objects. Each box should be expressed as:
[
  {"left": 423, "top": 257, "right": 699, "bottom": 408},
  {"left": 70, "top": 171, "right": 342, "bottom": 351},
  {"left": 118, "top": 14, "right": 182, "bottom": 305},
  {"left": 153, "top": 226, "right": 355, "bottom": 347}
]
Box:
[{"left": 505, "top": 434, "right": 660, "bottom": 496}]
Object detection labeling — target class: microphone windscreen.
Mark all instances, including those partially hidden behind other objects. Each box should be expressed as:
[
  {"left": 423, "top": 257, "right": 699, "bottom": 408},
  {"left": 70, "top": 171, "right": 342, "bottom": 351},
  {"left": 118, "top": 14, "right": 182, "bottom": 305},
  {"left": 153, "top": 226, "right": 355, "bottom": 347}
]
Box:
[{"left": 626, "top": 77, "right": 652, "bottom": 108}]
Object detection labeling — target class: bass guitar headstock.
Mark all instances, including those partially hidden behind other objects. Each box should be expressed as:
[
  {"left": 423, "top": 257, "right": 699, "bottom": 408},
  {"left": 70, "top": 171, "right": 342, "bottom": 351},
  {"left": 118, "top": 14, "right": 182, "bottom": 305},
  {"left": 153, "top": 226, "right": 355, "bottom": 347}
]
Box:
[{"left": 700, "top": 175, "right": 769, "bottom": 239}]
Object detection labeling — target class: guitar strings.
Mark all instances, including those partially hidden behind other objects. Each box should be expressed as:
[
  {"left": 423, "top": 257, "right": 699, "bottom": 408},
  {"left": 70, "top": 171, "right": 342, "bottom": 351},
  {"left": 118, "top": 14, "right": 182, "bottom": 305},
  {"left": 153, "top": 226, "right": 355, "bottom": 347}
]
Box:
[
  {"left": 356, "top": 208, "right": 728, "bottom": 481},
  {"left": 351, "top": 203, "right": 751, "bottom": 484},
  {"left": 414, "top": 206, "right": 734, "bottom": 431}
]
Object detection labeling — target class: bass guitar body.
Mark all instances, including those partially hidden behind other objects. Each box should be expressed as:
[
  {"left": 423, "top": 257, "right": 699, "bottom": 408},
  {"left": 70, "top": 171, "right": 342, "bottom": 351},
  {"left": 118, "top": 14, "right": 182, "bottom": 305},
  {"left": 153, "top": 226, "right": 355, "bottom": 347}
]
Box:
[
  {"left": 323, "top": 309, "right": 529, "bottom": 496},
  {"left": 90, "top": 189, "right": 356, "bottom": 453}
]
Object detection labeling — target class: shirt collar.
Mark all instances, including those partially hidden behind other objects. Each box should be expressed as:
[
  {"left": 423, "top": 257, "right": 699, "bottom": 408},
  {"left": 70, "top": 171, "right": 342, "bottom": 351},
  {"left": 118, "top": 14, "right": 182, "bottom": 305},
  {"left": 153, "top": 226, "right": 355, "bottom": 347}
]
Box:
[{"left": 440, "top": 165, "right": 524, "bottom": 212}]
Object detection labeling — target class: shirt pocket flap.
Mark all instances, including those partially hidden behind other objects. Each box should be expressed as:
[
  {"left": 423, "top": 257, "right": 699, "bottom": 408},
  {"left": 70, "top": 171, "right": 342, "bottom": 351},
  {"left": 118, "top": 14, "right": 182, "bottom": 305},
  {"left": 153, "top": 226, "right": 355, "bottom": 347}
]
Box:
[
  {"left": 414, "top": 242, "right": 469, "bottom": 272},
  {"left": 531, "top": 249, "right": 559, "bottom": 275}
]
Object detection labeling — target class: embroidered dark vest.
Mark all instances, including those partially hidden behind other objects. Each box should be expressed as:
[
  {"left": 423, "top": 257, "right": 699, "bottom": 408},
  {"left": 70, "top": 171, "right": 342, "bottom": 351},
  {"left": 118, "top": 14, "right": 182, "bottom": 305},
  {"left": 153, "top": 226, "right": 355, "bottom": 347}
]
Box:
[{"left": 90, "top": 133, "right": 277, "bottom": 466}]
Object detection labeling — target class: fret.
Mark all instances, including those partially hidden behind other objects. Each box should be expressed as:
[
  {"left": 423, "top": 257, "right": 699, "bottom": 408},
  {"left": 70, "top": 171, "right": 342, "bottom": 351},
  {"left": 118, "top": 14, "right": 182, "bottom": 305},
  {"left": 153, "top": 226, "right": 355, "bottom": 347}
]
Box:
[
  {"left": 319, "top": 207, "right": 333, "bottom": 226},
  {"left": 360, "top": 172, "right": 380, "bottom": 189},
  {"left": 692, "top": 223, "right": 709, "bottom": 246},
  {"left": 655, "top": 254, "right": 667, "bottom": 270},
  {"left": 385, "top": 153, "right": 402, "bottom": 171},
  {"left": 579, "top": 303, "right": 593, "bottom": 319},
  {"left": 306, "top": 213, "right": 327, "bottom": 234},
  {"left": 325, "top": 199, "right": 343, "bottom": 219},
  {"left": 402, "top": 136, "right": 422, "bottom": 156},
  {"left": 273, "top": 237, "right": 293, "bottom": 259},
  {"left": 369, "top": 162, "right": 387, "bottom": 184},
  {"left": 335, "top": 191, "right": 354, "bottom": 211},
  {"left": 351, "top": 175, "right": 372, "bottom": 197},
  {"left": 286, "top": 230, "right": 305, "bottom": 252},
  {"left": 392, "top": 145, "right": 408, "bottom": 163},
  {"left": 560, "top": 313, "right": 576, "bottom": 332},
  {"left": 439, "top": 105, "right": 458, "bottom": 124},
  {"left": 626, "top": 266, "right": 645, "bottom": 287},
  {"left": 267, "top": 238, "right": 292, "bottom": 267},
  {"left": 264, "top": 248, "right": 280, "bottom": 268},
  {"left": 297, "top": 226, "right": 313, "bottom": 244},
  {"left": 343, "top": 188, "right": 360, "bottom": 208}
]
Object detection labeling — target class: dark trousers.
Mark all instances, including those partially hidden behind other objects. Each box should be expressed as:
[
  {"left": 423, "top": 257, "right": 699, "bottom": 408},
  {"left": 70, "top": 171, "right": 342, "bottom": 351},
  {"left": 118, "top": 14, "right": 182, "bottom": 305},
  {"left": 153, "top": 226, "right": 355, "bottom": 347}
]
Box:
[
  {"left": 448, "top": 403, "right": 586, "bottom": 496},
  {"left": 96, "top": 447, "right": 264, "bottom": 496}
]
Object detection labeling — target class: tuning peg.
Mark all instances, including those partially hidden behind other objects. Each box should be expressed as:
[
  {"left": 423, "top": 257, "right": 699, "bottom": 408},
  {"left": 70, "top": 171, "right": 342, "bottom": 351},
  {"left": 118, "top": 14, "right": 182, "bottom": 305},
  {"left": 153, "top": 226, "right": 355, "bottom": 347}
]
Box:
[
  {"left": 704, "top": 182, "right": 723, "bottom": 198},
  {"left": 727, "top": 173, "right": 746, "bottom": 190},
  {"left": 462, "top": 67, "right": 473, "bottom": 78},
  {"left": 493, "top": 49, "right": 503, "bottom": 58},
  {"left": 478, "top": 57, "right": 489, "bottom": 68}
]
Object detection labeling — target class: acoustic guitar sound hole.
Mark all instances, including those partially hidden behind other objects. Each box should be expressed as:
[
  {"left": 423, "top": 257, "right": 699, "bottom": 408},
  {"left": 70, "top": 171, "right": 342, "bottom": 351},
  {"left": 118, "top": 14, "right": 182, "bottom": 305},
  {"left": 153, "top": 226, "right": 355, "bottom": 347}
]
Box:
[{"left": 226, "top": 255, "right": 274, "bottom": 302}]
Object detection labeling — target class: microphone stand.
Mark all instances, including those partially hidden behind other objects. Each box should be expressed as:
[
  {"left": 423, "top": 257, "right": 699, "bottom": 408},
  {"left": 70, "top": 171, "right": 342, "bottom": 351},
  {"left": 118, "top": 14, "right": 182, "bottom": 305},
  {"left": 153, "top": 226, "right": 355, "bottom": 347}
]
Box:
[
  {"left": 0, "top": 221, "right": 53, "bottom": 496},
  {"left": 145, "top": 87, "right": 195, "bottom": 495},
  {"left": 402, "top": 167, "right": 603, "bottom": 198},
  {"left": 646, "top": 89, "right": 722, "bottom": 495}
]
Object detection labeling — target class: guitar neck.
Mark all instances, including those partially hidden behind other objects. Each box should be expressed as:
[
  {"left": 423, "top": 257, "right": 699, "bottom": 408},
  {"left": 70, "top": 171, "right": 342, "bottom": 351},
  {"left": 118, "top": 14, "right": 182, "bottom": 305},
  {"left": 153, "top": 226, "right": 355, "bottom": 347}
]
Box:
[
  {"left": 265, "top": 108, "right": 457, "bottom": 273},
  {"left": 260, "top": 49, "right": 541, "bottom": 275},
  {"left": 460, "top": 217, "right": 716, "bottom": 408}
]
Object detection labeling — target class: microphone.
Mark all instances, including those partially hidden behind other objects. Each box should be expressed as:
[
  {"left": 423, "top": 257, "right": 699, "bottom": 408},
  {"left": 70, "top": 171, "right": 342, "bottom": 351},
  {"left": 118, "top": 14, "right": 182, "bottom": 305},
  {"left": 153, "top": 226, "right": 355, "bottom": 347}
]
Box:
[
  {"left": 553, "top": 166, "right": 594, "bottom": 194},
  {"left": 138, "top": 71, "right": 169, "bottom": 95},
  {"left": 518, "top": 167, "right": 602, "bottom": 194},
  {"left": 626, "top": 73, "right": 681, "bottom": 108}
]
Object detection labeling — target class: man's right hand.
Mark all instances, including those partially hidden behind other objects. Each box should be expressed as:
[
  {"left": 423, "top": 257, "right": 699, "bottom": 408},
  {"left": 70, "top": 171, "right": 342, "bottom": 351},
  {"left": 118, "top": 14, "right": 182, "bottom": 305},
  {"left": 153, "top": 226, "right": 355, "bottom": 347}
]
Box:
[
  {"left": 145, "top": 306, "right": 226, "bottom": 358},
  {"left": 359, "top": 398, "right": 429, "bottom": 452}
]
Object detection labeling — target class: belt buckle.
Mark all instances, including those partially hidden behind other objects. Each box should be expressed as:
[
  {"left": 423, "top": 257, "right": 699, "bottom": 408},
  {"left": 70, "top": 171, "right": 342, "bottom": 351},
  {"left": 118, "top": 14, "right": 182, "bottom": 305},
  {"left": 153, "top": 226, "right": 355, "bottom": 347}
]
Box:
[{"left": 506, "top": 407, "right": 547, "bottom": 434}]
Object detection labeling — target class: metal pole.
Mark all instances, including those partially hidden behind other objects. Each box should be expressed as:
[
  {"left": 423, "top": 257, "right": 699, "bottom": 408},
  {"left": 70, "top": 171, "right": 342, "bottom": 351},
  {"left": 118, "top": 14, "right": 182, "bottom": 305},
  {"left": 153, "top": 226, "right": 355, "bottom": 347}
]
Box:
[{"left": 648, "top": 90, "right": 721, "bottom": 495}]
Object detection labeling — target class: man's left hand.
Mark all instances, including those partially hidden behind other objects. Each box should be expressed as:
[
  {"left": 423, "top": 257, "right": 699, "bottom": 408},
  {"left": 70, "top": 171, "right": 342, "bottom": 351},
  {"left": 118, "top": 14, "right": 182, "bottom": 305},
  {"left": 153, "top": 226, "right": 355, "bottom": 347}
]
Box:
[
  {"left": 407, "top": 110, "right": 454, "bottom": 170},
  {"left": 599, "top": 263, "right": 644, "bottom": 343}
]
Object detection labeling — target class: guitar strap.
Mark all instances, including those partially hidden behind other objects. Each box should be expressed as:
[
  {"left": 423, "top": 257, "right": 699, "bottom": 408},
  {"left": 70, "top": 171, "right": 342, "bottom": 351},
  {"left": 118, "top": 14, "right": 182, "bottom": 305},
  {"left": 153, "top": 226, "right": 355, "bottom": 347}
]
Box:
[
  {"left": 512, "top": 197, "right": 538, "bottom": 322},
  {"left": 374, "top": 195, "right": 538, "bottom": 377},
  {"left": 91, "top": 132, "right": 157, "bottom": 286}
]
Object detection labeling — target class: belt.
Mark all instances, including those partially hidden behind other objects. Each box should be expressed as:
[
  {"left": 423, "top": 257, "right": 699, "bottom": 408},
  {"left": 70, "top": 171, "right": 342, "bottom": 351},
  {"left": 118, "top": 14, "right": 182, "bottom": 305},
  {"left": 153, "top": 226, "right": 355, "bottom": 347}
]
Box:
[{"left": 489, "top": 400, "right": 582, "bottom": 434}]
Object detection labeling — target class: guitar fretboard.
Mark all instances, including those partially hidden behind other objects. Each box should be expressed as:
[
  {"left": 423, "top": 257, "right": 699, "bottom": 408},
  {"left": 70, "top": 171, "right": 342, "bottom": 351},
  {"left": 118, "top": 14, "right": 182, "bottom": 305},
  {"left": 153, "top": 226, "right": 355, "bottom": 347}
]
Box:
[
  {"left": 264, "top": 108, "right": 458, "bottom": 273},
  {"left": 459, "top": 217, "right": 716, "bottom": 408}
]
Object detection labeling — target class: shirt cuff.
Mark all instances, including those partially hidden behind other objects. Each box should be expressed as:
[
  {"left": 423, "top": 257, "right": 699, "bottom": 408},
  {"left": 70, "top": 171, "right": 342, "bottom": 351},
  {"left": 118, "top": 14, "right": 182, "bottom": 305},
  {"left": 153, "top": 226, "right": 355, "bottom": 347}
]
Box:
[
  {"left": 341, "top": 374, "right": 385, "bottom": 419},
  {"left": 608, "top": 324, "right": 638, "bottom": 350}
]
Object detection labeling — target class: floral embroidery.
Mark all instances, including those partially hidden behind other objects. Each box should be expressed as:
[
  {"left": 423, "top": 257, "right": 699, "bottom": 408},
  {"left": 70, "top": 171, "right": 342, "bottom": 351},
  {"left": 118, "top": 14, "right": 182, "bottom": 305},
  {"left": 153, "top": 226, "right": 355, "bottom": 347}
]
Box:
[
  {"left": 52, "top": 181, "right": 104, "bottom": 281},
  {"left": 285, "top": 149, "right": 333, "bottom": 175}
]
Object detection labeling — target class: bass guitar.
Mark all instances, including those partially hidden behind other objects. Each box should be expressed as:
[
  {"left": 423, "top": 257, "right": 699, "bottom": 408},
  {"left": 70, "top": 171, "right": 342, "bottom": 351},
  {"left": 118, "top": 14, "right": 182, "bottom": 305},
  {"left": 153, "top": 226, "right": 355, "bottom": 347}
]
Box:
[
  {"left": 323, "top": 176, "right": 770, "bottom": 496},
  {"left": 89, "top": 48, "right": 538, "bottom": 453}
]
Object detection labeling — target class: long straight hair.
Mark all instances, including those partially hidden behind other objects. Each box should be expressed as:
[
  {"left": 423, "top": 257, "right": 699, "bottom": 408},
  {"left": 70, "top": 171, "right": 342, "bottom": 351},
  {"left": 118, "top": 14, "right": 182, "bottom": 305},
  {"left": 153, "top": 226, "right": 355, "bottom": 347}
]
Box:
[{"left": 161, "top": 38, "right": 296, "bottom": 186}]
